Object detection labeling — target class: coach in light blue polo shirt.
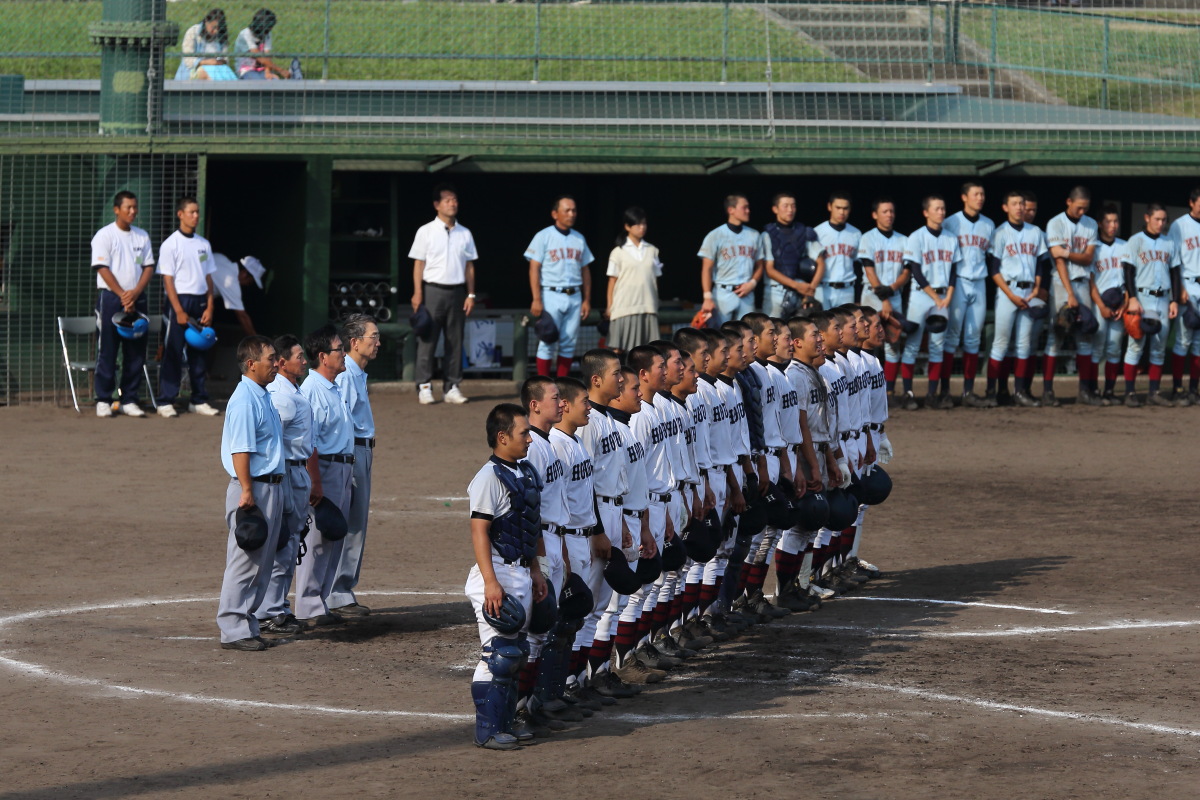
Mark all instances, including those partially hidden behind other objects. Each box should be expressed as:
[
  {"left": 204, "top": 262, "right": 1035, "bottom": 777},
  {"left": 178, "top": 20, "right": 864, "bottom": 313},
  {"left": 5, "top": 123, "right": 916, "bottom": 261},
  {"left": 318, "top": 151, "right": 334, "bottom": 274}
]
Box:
[
  {"left": 295, "top": 324, "right": 355, "bottom": 627},
  {"left": 329, "top": 313, "right": 379, "bottom": 617},
  {"left": 526, "top": 194, "right": 595, "bottom": 377},
  {"left": 699, "top": 194, "right": 762, "bottom": 325},
  {"left": 216, "top": 335, "right": 285, "bottom": 651}
]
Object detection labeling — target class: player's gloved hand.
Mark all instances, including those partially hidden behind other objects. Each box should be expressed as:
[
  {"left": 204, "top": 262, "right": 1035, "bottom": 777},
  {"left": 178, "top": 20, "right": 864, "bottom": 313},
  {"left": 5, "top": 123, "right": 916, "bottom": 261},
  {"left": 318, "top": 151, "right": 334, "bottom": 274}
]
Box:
[
  {"left": 836, "top": 457, "right": 851, "bottom": 489},
  {"left": 878, "top": 433, "right": 893, "bottom": 465},
  {"left": 537, "top": 555, "right": 553, "bottom": 578}
]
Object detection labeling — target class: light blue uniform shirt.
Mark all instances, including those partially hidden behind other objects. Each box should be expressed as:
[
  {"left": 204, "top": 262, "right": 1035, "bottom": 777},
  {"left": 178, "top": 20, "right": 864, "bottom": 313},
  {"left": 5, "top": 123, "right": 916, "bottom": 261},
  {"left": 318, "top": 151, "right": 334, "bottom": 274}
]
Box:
[
  {"left": 221, "top": 375, "right": 284, "bottom": 478},
  {"left": 1091, "top": 238, "right": 1127, "bottom": 294},
  {"left": 904, "top": 226, "right": 961, "bottom": 288},
  {"left": 698, "top": 223, "right": 762, "bottom": 285},
  {"left": 989, "top": 222, "right": 1048, "bottom": 284},
  {"left": 524, "top": 225, "right": 594, "bottom": 287},
  {"left": 943, "top": 211, "right": 995, "bottom": 281},
  {"left": 857, "top": 228, "right": 908, "bottom": 286},
  {"left": 336, "top": 357, "right": 375, "bottom": 439},
  {"left": 1045, "top": 212, "right": 1100, "bottom": 281},
  {"left": 1121, "top": 231, "right": 1180, "bottom": 292},
  {"left": 267, "top": 373, "right": 314, "bottom": 461},
  {"left": 1168, "top": 214, "right": 1200, "bottom": 280},
  {"left": 814, "top": 221, "right": 861, "bottom": 284},
  {"left": 300, "top": 370, "right": 355, "bottom": 456}
]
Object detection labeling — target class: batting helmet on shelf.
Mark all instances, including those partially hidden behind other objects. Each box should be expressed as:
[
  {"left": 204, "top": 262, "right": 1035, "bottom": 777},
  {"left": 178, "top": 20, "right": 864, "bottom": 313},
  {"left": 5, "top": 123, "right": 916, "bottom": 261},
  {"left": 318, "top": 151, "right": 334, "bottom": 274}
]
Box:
[
  {"left": 112, "top": 311, "right": 149, "bottom": 340},
  {"left": 482, "top": 592, "right": 527, "bottom": 636}
]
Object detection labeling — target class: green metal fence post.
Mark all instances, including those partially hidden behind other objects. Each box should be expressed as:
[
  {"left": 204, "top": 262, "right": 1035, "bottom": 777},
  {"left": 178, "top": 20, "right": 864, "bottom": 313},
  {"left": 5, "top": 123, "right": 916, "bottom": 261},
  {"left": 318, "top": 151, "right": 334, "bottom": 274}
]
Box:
[
  {"left": 533, "top": 0, "right": 542, "bottom": 82},
  {"left": 88, "top": 0, "right": 179, "bottom": 136},
  {"left": 989, "top": 5, "right": 998, "bottom": 100},
  {"left": 926, "top": 2, "right": 935, "bottom": 84},
  {"left": 949, "top": 0, "right": 960, "bottom": 63},
  {"left": 722, "top": 0, "right": 730, "bottom": 83},
  {"left": 513, "top": 314, "right": 530, "bottom": 392},
  {"left": 322, "top": 0, "right": 332, "bottom": 81},
  {"left": 1101, "top": 17, "right": 1110, "bottom": 110}
]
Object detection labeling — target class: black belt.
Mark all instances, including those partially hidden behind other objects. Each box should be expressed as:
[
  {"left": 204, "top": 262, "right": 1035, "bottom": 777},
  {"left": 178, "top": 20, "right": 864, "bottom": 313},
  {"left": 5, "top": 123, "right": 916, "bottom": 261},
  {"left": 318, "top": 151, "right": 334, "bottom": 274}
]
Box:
[
  {"left": 867, "top": 423, "right": 884, "bottom": 432},
  {"left": 677, "top": 480, "right": 691, "bottom": 492},
  {"left": 1070, "top": 276, "right": 1089, "bottom": 283},
  {"left": 698, "top": 467, "right": 708, "bottom": 476},
  {"left": 355, "top": 437, "right": 375, "bottom": 448},
  {"left": 501, "top": 555, "right": 533, "bottom": 567},
  {"left": 318, "top": 453, "right": 356, "bottom": 464},
  {"left": 544, "top": 285, "right": 581, "bottom": 295},
  {"left": 598, "top": 495, "right": 623, "bottom": 506},
  {"left": 827, "top": 281, "right": 852, "bottom": 289},
  {"left": 541, "top": 523, "right": 562, "bottom": 536},
  {"left": 931, "top": 287, "right": 948, "bottom": 295},
  {"left": 563, "top": 526, "right": 595, "bottom": 537},
  {"left": 1009, "top": 280, "right": 1034, "bottom": 289},
  {"left": 252, "top": 474, "right": 283, "bottom": 484},
  {"left": 839, "top": 432, "right": 856, "bottom": 442},
  {"left": 790, "top": 444, "right": 805, "bottom": 454},
  {"left": 650, "top": 492, "right": 672, "bottom": 503},
  {"left": 286, "top": 459, "right": 306, "bottom": 467},
  {"left": 423, "top": 282, "right": 465, "bottom": 290},
  {"left": 771, "top": 447, "right": 786, "bottom": 457},
  {"left": 623, "top": 508, "right": 646, "bottom": 519},
  {"left": 717, "top": 283, "right": 742, "bottom": 291},
  {"left": 817, "top": 443, "right": 830, "bottom": 453},
  {"left": 1141, "top": 288, "right": 1167, "bottom": 297}
]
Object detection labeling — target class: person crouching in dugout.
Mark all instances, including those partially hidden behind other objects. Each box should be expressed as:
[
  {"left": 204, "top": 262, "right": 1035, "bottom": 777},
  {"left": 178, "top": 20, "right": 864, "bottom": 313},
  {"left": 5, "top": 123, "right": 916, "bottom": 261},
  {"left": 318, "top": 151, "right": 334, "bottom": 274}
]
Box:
[{"left": 465, "top": 403, "right": 549, "bottom": 750}]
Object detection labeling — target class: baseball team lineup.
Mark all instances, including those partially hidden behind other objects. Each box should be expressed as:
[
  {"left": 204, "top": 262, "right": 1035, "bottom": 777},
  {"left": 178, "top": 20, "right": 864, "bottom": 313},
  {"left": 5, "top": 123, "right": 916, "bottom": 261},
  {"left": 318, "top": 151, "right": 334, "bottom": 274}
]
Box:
[{"left": 85, "top": 177, "right": 1199, "bottom": 753}]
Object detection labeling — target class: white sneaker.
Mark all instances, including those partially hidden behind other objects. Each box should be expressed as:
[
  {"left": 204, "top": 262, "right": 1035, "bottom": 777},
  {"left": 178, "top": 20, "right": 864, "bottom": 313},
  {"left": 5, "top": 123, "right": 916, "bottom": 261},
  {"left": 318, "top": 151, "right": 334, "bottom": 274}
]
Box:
[
  {"left": 120, "top": 403, "right": 146, "bottom": 418},
  {"left": 418, "top": 384, "right": 436, "bottom": 405},
  {"left": 157, "top": 404, "right": 178, "bottom": 418},
  {"left": 189, "top": 402, "right": 220, "bottom": 416},
  {"left": 808, "top": 583, "right": 836, "bottom": 600},
  {"left": 444, "top": 386, "right": 469, "bottom": 405},
  {"left": 96, "top": 401, "right": 114, "bottom": 418}
]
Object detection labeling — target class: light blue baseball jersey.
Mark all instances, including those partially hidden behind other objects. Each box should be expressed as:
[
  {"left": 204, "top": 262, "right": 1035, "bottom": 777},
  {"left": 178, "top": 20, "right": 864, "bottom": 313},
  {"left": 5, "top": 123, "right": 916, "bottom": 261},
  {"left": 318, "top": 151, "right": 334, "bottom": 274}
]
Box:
[
  {"left": 524, "top": 225, "right": 594, "bottom": 287},
  {"left": 222, "top": 375, "right": 284, "bottom": 478},
  {"left": 267, "top": 373, "right": 314, "bottom": 461},
  {"left": 814, "top": 221, "right": 861, "bottom": 284},
  {"left": 942, "top": 211, "right": 995, "bottom": 281},
  {"left": 903, "top": 226, "right": 961, "bottom": 288},
  {"left": 1121, "top": 231, "right": 1180, "bottom": 291},
  {"left": 1091, "top": 238, "right": 1127, "bottom": 294},
  {"left": 1046, "top": 212, "right": 1100, "bottom": 281},
  {"left": 336, "top": 356, "right": 375, "bottom": 439},
  {"left": 698, "top": 223, "right": 761, "bottom": 285},
  {"left": 857, "top": 228, "right": 908, "bottom": 286},
  {"left": 300, "top": 370, "right": 355, "bottom": 456},
  {"left": 1168, "top": 213, "right": 1200, "bottom": 280},
  {"left": 989, "top": 222, "right": 1048, "bottom": 284}
]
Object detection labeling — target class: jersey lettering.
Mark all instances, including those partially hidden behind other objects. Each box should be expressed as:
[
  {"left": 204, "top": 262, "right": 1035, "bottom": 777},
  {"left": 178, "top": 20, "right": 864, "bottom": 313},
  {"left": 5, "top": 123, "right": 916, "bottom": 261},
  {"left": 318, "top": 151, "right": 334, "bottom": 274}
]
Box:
[{"left": 571, "top": 458, "right": 594, "bottom": 482}]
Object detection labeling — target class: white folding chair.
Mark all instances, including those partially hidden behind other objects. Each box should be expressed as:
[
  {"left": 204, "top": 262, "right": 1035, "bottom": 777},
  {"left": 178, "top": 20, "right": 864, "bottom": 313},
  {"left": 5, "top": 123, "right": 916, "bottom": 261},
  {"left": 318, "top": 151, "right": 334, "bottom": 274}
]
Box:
[
  {"left": 57, "top": 315, "right": 98, "bottom": 413},
  {"left": 143, "top": 314, "right": 164, "bottom": 410}
]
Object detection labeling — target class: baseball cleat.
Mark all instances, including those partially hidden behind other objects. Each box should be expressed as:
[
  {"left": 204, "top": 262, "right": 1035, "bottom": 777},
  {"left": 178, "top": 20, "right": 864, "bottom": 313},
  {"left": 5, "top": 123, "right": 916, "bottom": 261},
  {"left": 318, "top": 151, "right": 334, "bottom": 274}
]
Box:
[
  {"left": 221, "top": 637, "right": 268, "bottom": 651},
  {"left": 962, "top": 392, "right": 989, "bottom": 408},
  {"left": 614, "top": 660, "right": 666, "bottom": 685},
  {"left": 1147, "top": 391, "right": 1175, "bottom": 407},
  {"left": 676, "top": 630, "right": 713, "bottom": 651},
  {"left": 418, "top": 383, "right": 436, "bottom": 405},
  {"left": 1100, "top": 390, "right": 1116, "bottom": 406},
  {"left": 259, "top": 613, "right": 302, "bottom": 636},
  {"left": 96, "top": 401, "right": 114, "bottom": 418},
  {"left": 1124, "top": 392, "right": 1143, "bottom": 408},
  {"left": 1041, "top": 389, "right": 1061, "bottom": 407},
  {"left": 901, "top": 391, "right": 920, "bottom": 410},
  {"left": 515, "top": 709, "right": 553, "bottom": 737},
  {"left": 188, "top": 402, "right": 220, "bottom": 416},
  {"left": 808, "top": 582, "right": 836, "bottom": 600},
  {"left": 565, "top": 686, "right": 602, "bottom": 711},
  {"left": 982, "top": 391, "right": 999, "bottom": 408},
  {"left": 852, "top": 557, "right": 883, "bottom": 578},
  {"left": 444, "top": 386, "right": 470, "bottom": 404},
  {"left": 1012, "top": 390, "right": 1041, "bottom": 407},
  {"left": 120, "top": 402, "right": 146, "bottom": 417},
  {"left": 508, "top": 715, "right": 536, "bottom": 741},
  {"left": 331, "top": 603, "right": 370, "bottom": 616},
  {"left": 1077, "top": 388, "right": 1104, "bottom": 406},
  {"left": 936, "top": 392, "right": 955, "bottom": 409},
  {"left": 995, "top": 389, "right": 1014, "bottom": 406},
  {"left": 592, "top": 672, "right": 637, "bottom": 699},
  {"left": 578, "top": 685, "right": 617, "bottom": 707},
  {"left": 539, "top": 703, "right": 584, "bottom": 722},
  {"left": 476, "top": 733, "right": 520, "bottom": 751},
  {"left": 297, "top": 612, "right": 345, "bottom": 630},
  {"left": 636, "top": 643, "right": 682, "bottom": 670},
  {"left": 157, "top": 403, "right": 178, "bottom": 418},
  {"left": 1172, "top": 389, "right": 1194, "bottom": 407}
]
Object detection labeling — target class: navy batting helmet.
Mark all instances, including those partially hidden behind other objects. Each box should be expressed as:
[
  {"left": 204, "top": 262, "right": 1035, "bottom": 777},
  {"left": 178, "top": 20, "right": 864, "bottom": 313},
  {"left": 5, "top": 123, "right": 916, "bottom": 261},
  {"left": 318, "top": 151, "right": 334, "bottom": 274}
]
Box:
[
  {"left": 681, "top": 510, "right": 721, "bottom": 563},
  {"left": 924, "top": 313, "right": 948, "bottom": 334},
  {"left": 528, "top": 579, "right": 558, "bottom": 635},
  {"left": 312, "top": 497, "right": 348, "bottom": 541},
  {"left": 233, "top": 505, "right": 269, "bottom": 551},
  {"left": 825, "top": 488, "right": 859, "bottom": 531},
  {"left": 604, "top": 554, "right": 643, "bottom": 595},
  {"left": 482, "top": 592, "right": 527, "bottom": 636},
  {"left": 853, "top": 467, "right": 893, "bottom": 506},
  {"left": 558, "top": 572, "right": 593, "bottom": 622}
]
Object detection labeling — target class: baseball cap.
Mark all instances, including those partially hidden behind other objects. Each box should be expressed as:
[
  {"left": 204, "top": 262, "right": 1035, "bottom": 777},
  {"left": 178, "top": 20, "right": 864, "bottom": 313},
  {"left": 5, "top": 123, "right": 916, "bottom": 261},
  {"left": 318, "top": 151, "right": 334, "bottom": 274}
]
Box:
[{"left": 239, "top": 256, "right": 266, "bottom": 289}]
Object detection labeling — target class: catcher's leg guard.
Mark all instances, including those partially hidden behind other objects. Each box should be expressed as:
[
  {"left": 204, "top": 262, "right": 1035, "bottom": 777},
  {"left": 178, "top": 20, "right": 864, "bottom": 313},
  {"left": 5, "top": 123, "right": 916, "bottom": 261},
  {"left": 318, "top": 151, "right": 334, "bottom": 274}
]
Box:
[{"left": 473, "top": 636, "right": 524, "bottom": 746}]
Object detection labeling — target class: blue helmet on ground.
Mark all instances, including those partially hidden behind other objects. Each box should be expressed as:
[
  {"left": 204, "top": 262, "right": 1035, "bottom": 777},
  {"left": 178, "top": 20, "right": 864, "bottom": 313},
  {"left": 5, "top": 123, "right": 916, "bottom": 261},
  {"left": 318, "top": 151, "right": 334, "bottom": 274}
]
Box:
[
  {"left": 482, "top": 592, "right": 527, "bottom": 636},
  {"left": 528, "top": 579, "right": 557, "bottom": 635},
  {"left": 184, "top": 320, "right": 218, "bottom": 351},
  {"left": 112, "top": 311, "right": 149, "bottom": 340},
  {"left": 534, "top": 314, "right": 559, "bottom": 345}
]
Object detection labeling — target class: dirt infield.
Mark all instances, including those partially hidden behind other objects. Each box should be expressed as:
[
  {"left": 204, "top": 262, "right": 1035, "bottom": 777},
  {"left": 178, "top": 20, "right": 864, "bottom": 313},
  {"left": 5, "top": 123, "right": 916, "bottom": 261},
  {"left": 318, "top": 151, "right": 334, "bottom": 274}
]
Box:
[{"left": 2, "top": 382, "right": 1199, "bottom": 800}]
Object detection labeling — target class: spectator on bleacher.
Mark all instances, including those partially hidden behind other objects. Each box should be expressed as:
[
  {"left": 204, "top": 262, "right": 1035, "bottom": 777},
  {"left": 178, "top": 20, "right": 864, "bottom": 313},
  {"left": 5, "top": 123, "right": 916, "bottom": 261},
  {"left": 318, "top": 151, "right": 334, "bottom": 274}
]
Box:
[
  {"left": 234, "top": 9, "right": 291, "bottom": 80},
  {"left": 176, "top": 9, "right": 232, "bottom": 81},
  {"left": 604, "top": 206, "right": 662, "bottom": 353}
]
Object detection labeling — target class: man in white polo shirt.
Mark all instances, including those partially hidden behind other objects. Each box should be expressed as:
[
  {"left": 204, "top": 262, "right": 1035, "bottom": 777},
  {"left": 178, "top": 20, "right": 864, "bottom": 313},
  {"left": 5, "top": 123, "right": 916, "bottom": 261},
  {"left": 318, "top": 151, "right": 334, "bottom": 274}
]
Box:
[
  {"left": 90, "top": 190, "right": 155, "bottom": 418},
  {"left": 409, "top": 183, "right": 478, "bottom": 405}
]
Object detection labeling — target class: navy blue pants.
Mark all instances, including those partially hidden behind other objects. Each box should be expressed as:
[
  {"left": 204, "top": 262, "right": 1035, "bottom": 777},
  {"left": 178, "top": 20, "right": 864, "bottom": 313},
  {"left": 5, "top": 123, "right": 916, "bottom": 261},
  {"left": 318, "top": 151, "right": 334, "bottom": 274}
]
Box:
[
  {"left": 157, "top": 294, "right": 210, "bottom": 405},
  {"left": 95, "top": 290, "right": 147, "bottom": 404}
]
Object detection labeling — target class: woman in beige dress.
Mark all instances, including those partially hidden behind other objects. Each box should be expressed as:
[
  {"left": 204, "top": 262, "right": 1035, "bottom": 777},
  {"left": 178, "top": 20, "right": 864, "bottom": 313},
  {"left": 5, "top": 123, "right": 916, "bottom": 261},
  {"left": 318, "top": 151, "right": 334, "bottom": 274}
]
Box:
[{"left": 605, "top": 207, "right": 663, "bottom": 353}]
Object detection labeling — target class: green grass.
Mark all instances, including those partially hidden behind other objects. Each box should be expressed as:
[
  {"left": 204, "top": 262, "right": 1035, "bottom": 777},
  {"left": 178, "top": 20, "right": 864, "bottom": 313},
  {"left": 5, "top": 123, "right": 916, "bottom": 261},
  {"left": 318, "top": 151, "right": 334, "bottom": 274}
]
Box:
[
  {"left": 0, "top": 0, "right": 861, "bottom": 83},
  {"left": 959, "top": 5, "right": 1200, "bottom": 115}
]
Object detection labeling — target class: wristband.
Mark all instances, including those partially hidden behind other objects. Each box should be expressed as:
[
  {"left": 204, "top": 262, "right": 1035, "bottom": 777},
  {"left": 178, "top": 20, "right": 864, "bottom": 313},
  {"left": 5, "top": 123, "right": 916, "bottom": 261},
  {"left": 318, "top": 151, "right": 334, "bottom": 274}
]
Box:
[
  {"left": 537, "top": 555, "right": 552, "bottom": 576},
  {"left": 467, "top": 293, "right": 476, "bottom": 300},
  {"left": 703, "top": 291, "right": 714, "bottom": 300}
]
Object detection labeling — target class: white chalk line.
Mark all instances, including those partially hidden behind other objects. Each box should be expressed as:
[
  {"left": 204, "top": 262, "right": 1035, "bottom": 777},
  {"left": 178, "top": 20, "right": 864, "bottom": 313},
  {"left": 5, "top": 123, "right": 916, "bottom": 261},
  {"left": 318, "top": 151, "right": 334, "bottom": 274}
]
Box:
[
  {"left": 426, "top": 496, "right": 468, "bottom": 502},
  {"left": 785, "top": 619, "right": 1200, "bottom": 639},
  {"left": 834, "top": 596, "right": 1074, "bottom": 615}
]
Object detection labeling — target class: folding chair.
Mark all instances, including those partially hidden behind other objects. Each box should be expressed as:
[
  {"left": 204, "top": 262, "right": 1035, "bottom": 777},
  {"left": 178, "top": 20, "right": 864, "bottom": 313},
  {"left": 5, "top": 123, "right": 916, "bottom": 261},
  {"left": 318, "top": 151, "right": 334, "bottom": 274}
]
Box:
[
  {"left": 144, "top": 314, "right": 163, "bottom": 410},
  {"left": 57, "top": 315, "right": 98, "bottom": 413}
]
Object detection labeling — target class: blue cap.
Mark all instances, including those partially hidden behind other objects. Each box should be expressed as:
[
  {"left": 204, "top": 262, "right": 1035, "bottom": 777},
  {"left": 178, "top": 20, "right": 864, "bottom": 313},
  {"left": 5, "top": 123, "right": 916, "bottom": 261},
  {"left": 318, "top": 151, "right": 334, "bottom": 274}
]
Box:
[
  {"left": 1100, "top": 287, "right": 1125, "bottom": 311},
  {"left": 410, "top": 304, "right": 433, "bottom": 339},
  {"left": 534, "top": 314, "right": 559, "bottom": 345}
]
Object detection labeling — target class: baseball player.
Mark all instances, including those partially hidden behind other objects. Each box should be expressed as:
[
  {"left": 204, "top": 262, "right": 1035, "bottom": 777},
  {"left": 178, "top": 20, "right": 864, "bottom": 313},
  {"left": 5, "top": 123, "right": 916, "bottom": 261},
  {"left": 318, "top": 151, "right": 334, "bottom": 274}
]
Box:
[
  {"left": 845, "top": 306, "right": 887, "bottom": 579},
  {"left": 257, "top": 334, "right": 315, "bottom": 637},
  {"left": 90, "top": 190, "right": 155, "bottom": 418},
  {"left": 698, "top": 194, "right": 762, "bottom": 325},
  {"left": 464, "top": 403, "right": 547, "bottom": 750},
  {"left": 155, "top": 195, "right": 219, "bottom": 417},
  {"left": 328, "top": 313, "right": 379, "bottom": 618},
  {"left": 761, "top": 192, "right": 825, "bottom": 318},
  {"left": 526, "top": 196, "right": 595, "bottom": 377},
  {"left": 856, "top": 198, "right": 910, "bottom": 398},
  {"left": 813, "top": 192, "right": 861, "bottom": 312},
  {"left": 1089, "top": 205, "right": 1127, "bottom": 405},
  {"left": 811, "top": 310, "right": 855, "bottom": 596},
  {"left": 1168, "top": 188, "right": 1200, "bottom": 405},
  {"left": 295, "top": 325, "right": 355, "bottom": 629},
  {"left": 941, "top": 182, "right": 996, "bottom": 408},
  {"left": 1121, "top": 203, "right": 1181, "bottom": 407},
  {"left": 985, "top": 191, "right": 1050, "bottom": 407},
  {"left": 999, "top": 192, "right": 1044, "bottom": 405},
  {"left": 216, "top": 335, "right": 284, "bottom": 651},
  {"left": 1045, "top": 187, "right": 1100, "bottom": 407},
  {"left": 899, "top": 195, "right": 961, "bottom": 409}
]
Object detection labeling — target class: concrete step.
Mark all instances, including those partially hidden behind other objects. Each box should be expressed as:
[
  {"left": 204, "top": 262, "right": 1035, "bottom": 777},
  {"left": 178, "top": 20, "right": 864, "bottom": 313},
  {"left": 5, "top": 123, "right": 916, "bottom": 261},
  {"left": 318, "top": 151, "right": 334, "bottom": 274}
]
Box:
[
  {"left": 771, "top": 5, "right": 916, "bottom": 24},
  {"left": 824, "top": 42, "right": 948, "bottom": 61},
  {"left": 857, "top": 61, "right": 991, "bottom": 81},
  {"left": 800, "top": 22, "right": 934, "bottom": 42}
]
